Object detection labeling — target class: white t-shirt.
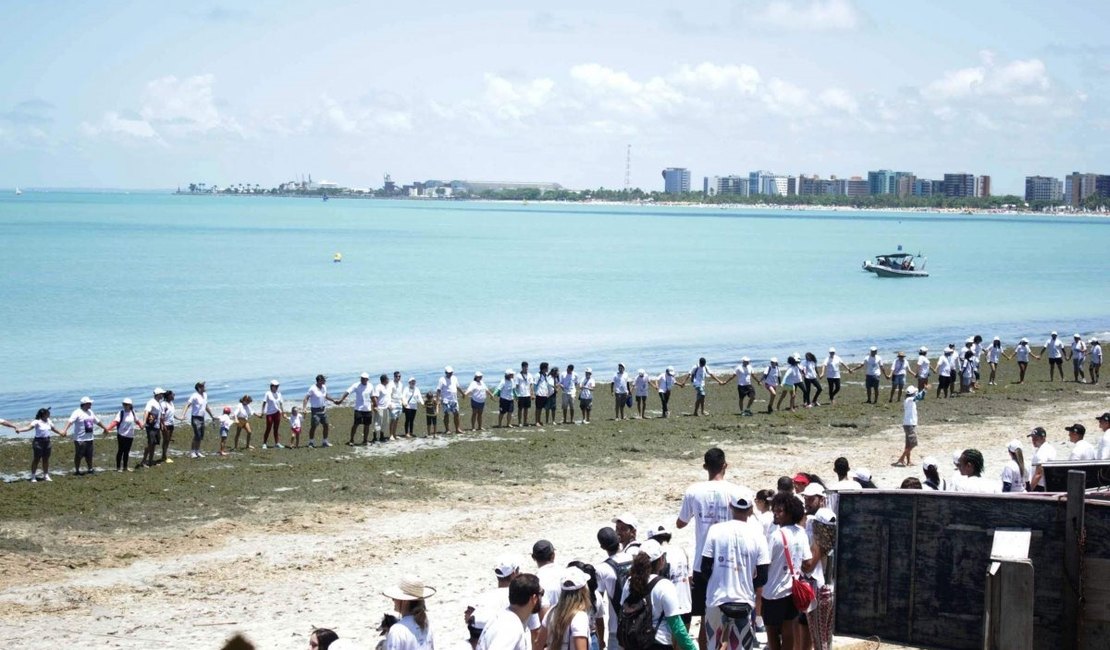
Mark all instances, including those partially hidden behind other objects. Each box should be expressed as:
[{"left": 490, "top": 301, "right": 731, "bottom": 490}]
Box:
[
  {"left": 1092, "top": 344, "right": 1103, "bottom": 364},
  {"left": 657, "top": 372, "right": 676, "bottom": 392},
  {"left": 1070, "top": 439, "right": 1096, "bottom": 461},
  {"left": 952, "top": 475, "right": 1003, "bottom": 494},
  {"left": 663, "top": 544, "right": 692, "bottom": 614},
  {"left": 735, "top": 365, "right": 754, "bottom": 386},
  {"left": 1000, "top": 459, "right": 1028, "bottom": 492},
  {"left": 1015, "top": 343, "right": 1032, "bottom": 363},
  {"left": 579, "top": 377, "right": 595, "bottom": 400},
  {"left": 496, "top": 379, "right": 514, "bottom": 400},
  {"left": 347, "top": 381, "right": 374, "bottom": 412},
  {"left": 514, "top": 373, "right": 534, "bottom": 398},
  {"left": 543, "top": 609, "right": 589, "bottom": 650},
  {"left": 801, "top": 360, "right": 818, "bottom": 380},
  {"left": 677, "top": 480, "right": 734, "bottom": 563},
  {"left": 373, "top": 382, "right": 392, "bottom": 409},
  {"left": 469, "top": 588, "right": 541, "bottom": 634},
  {"left": 618, "top": 575, "right": 682, "bottom": 646},
  {"left": 1030, "top": 442, "right": 1056, "bottom": 488},
  {"left": 596, "top": 550, "right": 632, "bottom": 633},
  {"left": 1072, "top": 340, "right": 1086, "bottom": 361},
  {"left": 864, "top": 355, "right": 883, "bottom": 377},
  {"left": 114, "top": 409, "right": 140, "bottom": 438},
  {"left": 612, "top": 372, "right": 630, "bottom": 394},
  {"left": 262, "top": 390, "right": 283, "bottom": 415},
  {"left": 160, "top": 400, "right": 176, "bottom": 427},
  {"left": 234, "top": 402, "right": 253, "bottom": 420},
  {"left": 30, "top": 418, "right": 54, "bottom": 438},
  {"left": 691, "top": 365, "right": 710, "bottom": 388},
  {"left": 763, "top": 365, "right": 780, "bottom": 386},
  {"left": 438, "top": 375, "right": 460, "bottom": 404},
  {"left": 402, "top": 386, "right": 423, "bottom": 409},
  {"left": 144, "top": 398, "right": 162, "bottom": 421},
  {"left": 702, "top": 519, "right": 771, "bottom": 607},
  {"left": 891, "top": 358, "right": 907, "bottom": 377},
  {"left": 218, "top": 413, "right": 233, "bottom": 433},
  {"left": 937, "top": 354, "right": 953, "bottom": 377},
  {"left": 560, "top": 372, "right": 579, "bottom": 398},
  {"left": 476, "top": 607, "right": 531, "bottom": 650},
  {"left": 185, "top": 391, "right": 208, "bottom": 418},
  {"left": 466, "top": 381, "right": 489, "bottom": 404},
  {"left": 68, "top": 408, "right": 100, "bottom": 442},
  {"left": 390, "top": 381, "right": 404, "bottom": 408},
  {"left": 987, "top": 346, "right": 1003, "bottom": 364},
  {"left": 289, "top": 412, "right": 303, "bottom": 430},
  {"left": 782, "top": 365, "right": 803, "bottom": 386},
  {"left": 535, "top": 562, "right": 563, "bottom": 612},
  {"left": 824, "top": 355, "right": 843, "bottom": 379},
  {"left": 306, "top": 384, "right": 329, "bottom": 409},
  {"left": 1098, "top": 431, "right": 1110, "bottom": 460},
  {"left": 764, "top": 524, "right": 813, "bottom": 600},
  {"left": 633, "top": 375, "right": 651, "bottom": 397},
  {"left": 916, "top": 356, "right": 931, "bottom": 378},
  {"left": 384, "top": 615, "right": 433, "bottom": 650},
  {"left": 534, "top": 374, "right": 554, "bottom": 398},
  {"left": 1045, "top": 338, "right": 1064, "bottom": 359},
  {"left": 903, "top": 396, "right": 918, "bottom": 426}
]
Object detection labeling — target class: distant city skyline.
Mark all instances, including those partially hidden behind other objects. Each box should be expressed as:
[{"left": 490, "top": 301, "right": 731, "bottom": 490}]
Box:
[{"left": 2, "top": 1, "right": 1108, "bottom": 195}]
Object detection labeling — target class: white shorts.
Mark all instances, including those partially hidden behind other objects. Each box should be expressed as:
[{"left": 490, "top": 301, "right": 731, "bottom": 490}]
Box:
[{"left": 562, "top": 393, "right": 575, "bottom": 407}]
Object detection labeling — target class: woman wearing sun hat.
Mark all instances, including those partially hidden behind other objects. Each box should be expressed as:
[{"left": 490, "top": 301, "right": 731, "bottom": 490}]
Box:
[{"left": 383, "top": 575, "right": 436, "bottom": 650}]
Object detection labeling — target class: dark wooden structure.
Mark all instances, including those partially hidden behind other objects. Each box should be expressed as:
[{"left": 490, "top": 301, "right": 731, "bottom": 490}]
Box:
[
  {"left": 1043, "top": 459, "right": 1110, "bottom": 492},
  {"left": 835, "top": 488, "right": 1110, "bottom": 649}
]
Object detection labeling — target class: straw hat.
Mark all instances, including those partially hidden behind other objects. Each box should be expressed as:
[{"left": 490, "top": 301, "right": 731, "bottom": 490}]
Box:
[{"left": 382, "top": 575, "right": 436, "bottom": 601}]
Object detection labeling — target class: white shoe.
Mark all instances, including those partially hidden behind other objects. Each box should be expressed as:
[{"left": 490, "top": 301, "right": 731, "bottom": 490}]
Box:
[
  {"left": 43, "top": 474, "right": 52, "bottom": 482},
  {"left": 321, "top": 440, "right": 332, "bottom": 448},
  {"left": 261, "top": 443, "right": 268, "bottom": 449},
  {"left": 275, "top": 443, "right": 285, "bottom": 449},
  {"left": 196, "top": 451, "right": 205, "bottom": 458}
]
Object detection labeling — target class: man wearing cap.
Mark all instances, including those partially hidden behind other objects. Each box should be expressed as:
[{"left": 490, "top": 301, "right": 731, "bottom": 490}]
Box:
[
  {"left": 438, "top": 366, "right": 463, "bottom": 434},
  {"left": 142, "top": 388, "right": 165, "bottom": 468},
  {"left": 495, "top": 370, "right": 516, "bottom": 429},
  {"left": 887, "top": 352, "right": 909, "bottom": 403},
  {"left": 1095, "top": 413, "right": 1110, "bottom": 460},
  {"left": 595, "top": 527, "right": 633, "bottom": 650},
  {"left": 302, "top": 374, "right": 335, "bottom": 447},
  {"left": 676, "top": 448, "right": 732, "bottom": 648},
  {"left": 1069, "top": 334, "right": 1088, "bottom": 383},
  {"left": 652, "top": 366, "right": 680, "bottom": 418},
  {"left": 908, "top": 347, "right": 931, "bottom": 392},
  {"left": 700, "top": 486, "right": 771, "bottom": 650},
  {"left": 718, "top": 358, "right": 756, "bottom": 416},
  {"left": 1067, "top": 423, "right": 1095, "bottom": 461},
  {"left": 1027, "top": 427, "right": 1055, "bottom": 491},
  {"left": 1089, "top": 338, "right": 1102, "bottom": 385},
  {"left": 558, "top": 364, "right": 579, "bottom": 424},
  {"left": 533, "top": 362, "right": 553, "bottom": 426},
  {"left": 1041, "top": 332, "right": 1065, "bottom": 382},
  {"left": 801, "top": 483, "right": 825, "bottom": 517},
  {"left": 513, "top": 362, "right": 534, "bottom": 427},
  {"left": 614, "top": 512, "right": 640, "bottom": 552},
  {"left": 474, "top": 573, "right": 543, "bottom": 650},
  {"left": 261, "top": 380, "right": 285, "bottom": 448},
  {"left": 893, "top": 386, "right": 922, "bottom": 467},
  {"left": 579, "top": 369, "right": 596, "bottom": 424},
  {"left": 612, "top": 363, "right": 631, "bottom": 421},
  {"left": 63, "top": 397, "right": 108, "bottom": 476},
  {"left": 688, "top": 357, "right": 723, "bottom": 417},
  {"left": 372, "top": 374, "right": 394, "bottom": 441},
  {"left": 935, "top": 347, "right": 956, "bottom": 399},
  {"left": 467, "top": 558, "right": 542, "bottom": 649},
  {"left": 184, "top": 381, "right": 216, "bottom": 460},
  {"left": 389, "top": 371, "right": 405, "bottom": 439},
  {"left": 335, "top": 373, "right": 375, "bottom": 444},
  {"left": 647, "top": 522, "right": 693, "bottom": 626},
  {"left": 531, "top": 539, "right": 561, "bottom": 617},
  {"left": 852, "top": 347, "right": 884, "bottom": 405},
  {"left": 821, "top": 348, "right": 851, "bottom": 404}
]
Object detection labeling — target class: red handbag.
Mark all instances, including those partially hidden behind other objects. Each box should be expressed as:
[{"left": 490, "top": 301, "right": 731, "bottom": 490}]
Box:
[{"left": 781, "top": 529, "right": 815, "bottom": 611}]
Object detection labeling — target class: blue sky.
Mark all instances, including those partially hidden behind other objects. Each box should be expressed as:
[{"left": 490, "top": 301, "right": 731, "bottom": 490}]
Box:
[{"left": 1, "top": 0, "right": 1108, "bottom": 194}]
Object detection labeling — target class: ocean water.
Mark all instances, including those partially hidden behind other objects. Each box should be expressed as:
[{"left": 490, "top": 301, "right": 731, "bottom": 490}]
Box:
[{"left": 0, "top": 191, "right": 1107, "bottom": 419}]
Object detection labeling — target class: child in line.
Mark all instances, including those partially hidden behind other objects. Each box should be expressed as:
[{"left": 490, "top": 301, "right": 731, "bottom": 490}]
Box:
[
  {"left": 288, "top": 406, "right": 303, "bottom": 448},
  {"left": 232, "top": 395, "right": 256, "bottom": 450},
  {"left": 217, "top": 407, "right": 233, "bottom": 456},
  {"left": 424, "top": 391, "right": 438, "bottom": 438}
]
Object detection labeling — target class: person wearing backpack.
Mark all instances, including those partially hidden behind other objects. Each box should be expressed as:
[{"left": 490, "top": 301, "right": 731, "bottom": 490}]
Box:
[
  {"left": 617, "top": 539, "right": 696, "bottom": 650},
  {"left": 595, "top": 527, "right": 632, "bottom": 650}
]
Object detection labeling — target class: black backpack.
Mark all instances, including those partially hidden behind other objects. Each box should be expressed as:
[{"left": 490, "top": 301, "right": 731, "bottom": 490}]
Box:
[
  {"left": 617, "top": 576, "right": 663, "bottom": 650},
  {"left": 606, "top": 556, "right": 633, "bottom": 604}
]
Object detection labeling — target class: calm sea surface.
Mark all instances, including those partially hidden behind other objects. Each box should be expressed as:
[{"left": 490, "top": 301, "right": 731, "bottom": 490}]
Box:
[{"left": 0, "top": 191, "right": 1107, "bottom": 419}]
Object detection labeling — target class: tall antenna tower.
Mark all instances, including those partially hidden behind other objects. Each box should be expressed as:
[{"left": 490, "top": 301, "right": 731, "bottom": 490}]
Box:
[{"left": 624, "top": 144, "right": 632, "bottom": 191}]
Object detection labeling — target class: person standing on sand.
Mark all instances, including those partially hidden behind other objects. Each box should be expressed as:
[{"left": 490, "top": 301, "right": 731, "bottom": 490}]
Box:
[
  {"left": 1090, "top": 339, "right": 1103, "bottom": 385},
  {"left": 142, "top": 388, "right": 164, "bottom": 468},
  {"left": 373, "top": 374, "right": 394, "bottom": 441},
  {"left": 63, "top": 397, "right": 108, "bottom": 475},
  {"left": 760, "top": 358, "right": 781, "bottom": 414},
  {"left": 1027, "top": 427, "right": 1055, "bottom": 492},
  {"left": 465, "top": 371, "right": 493, "bottom": 431},
  {"left": 802, "top": 352, "right": 823, "bottom": 408},
  {"left": 383, "top": 575, "right": 436, "bottom": 650},
  {"left": 652, "top": 366, "right": 681, "bottom": 418},
  {"left": 335, "top": 373, "right": 374, "bottom": 445},
  {"left": 161, "top": 389, "right": 183, "bottom": 463},
  {"left": 909, "top": 347, "right": 931, "bottom": 392},
  {"left": 183, "top": 382, "right": 215, "bottom": 460},
  {"left": 1069, "top": 334, "right": 1088, "bottom": 383},
  {"left": 14, "top": 407, "right": 66, "bottom": 481},
  {"left": 763, "top": 492, "right": 812, "bottom": 650},
  {"left": 474, "top": 572, "right": 543, "bottom": 650},
  {"left": 579, "top": 369, "right": 595, "bottom": 424},
  {"left": 106, "top": 398, "right": 140, "bottom": 472},
  {"left": 718, "top": 357, "right": 755, "bottom": 415},
  {"left": 533, "top": 362, "right": 553, "bottom": 426},
  {"left": 688, "top": 357, "right": 723, "bottom": 416},
  {"left": 887, "top": 352, "right": 908, "bottom": 403},
  {"left": 853, "top": 347, "right": 883, "bottom": 405},
  {"left": 612, "top": 363, "right": 631, "bottom": 420},
  {"left": 232, "top": 395, "right": 259, "bottom": 452},
  {"left": 390, "top": 371, "right": 405, "bottom": 439},
  {"left": 559, "top": 364, "right": 579, "bottom": 424},
  {"left": 544, "top": 367, "right": 560, "bottom": 425},
  {"left": 820, "top": 348, "right": 851, "bottom": 405},
  {"left": 893, "top": 386, "right": 921, "bottom": 467},
  {"left": 935, "top": 347, "right": 955, "bottom": 398},
  {"left": 401, "top": 378, "right": 423, "bottom": 437},
  {"left": 495, "top": 370, "right": 516, "bottom": 429},
  {"left": 261, "top": 380, "right": 284, "bottom": 448},
  {"left": 594, "top": 527, "right": 632, "bottom": 650},
  {"left": 513, "top": 362, "right": 534, "bottom": 427},
  {"left": 985, "top": 337, "right": 1008, "bottom": 386},
  {"left": 633, "top": 369, "right": 651, "bottom": 419},
  {"left": 1041, "top": 331, "right": 1065, "bottom": 382},
  {"left": 1013, "top": 338, "right": 1036, "bottom": 383},
  {"left": 437, "top": 366, "right": 463, "bottom": 434},
  {"left": 302, "top": 374, "right": 335, "bottom": 448},
  {"left": 778, "top": 356, "right": 804, "bottom": 411}
]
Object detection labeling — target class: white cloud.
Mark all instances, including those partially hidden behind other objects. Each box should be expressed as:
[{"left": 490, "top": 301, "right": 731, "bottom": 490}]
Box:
[
  {"left": 762, "top": 78, "right": 812, "bottom": 114},
  {"left": 299, "top": 95, "right": 414, "bottom": 136},
  {"left": 923, "top": 57, "right": 1049, "bottom": 100},
  {"left": 569, "top": 64, "right": 687, "bottom": 117},
  {"left": 751, "top": 0, "right": 861, "bottom": 31},
  {"left": 141, "top": 74, "right": 240, "bottom": 136},
  {"left": 81, "top": 111, "right": 163, "bottom": 143},
  {"left": 671, "top": 63, "right": 761, "bottom": 94},
  {"left": 482, "top": 74, "right": 555, "bottom": 121},
  {"left": 819, "top": 88, "right": 859, "bottom": 114}
]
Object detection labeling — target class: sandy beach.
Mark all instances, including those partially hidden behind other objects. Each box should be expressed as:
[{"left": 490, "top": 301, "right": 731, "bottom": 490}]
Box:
[{"left": 0, "top": 363, "right": 1105, "bottom": 649}]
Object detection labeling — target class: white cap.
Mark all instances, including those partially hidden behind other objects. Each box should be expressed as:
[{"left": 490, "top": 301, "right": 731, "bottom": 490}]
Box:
[
  {"left": 408, "top": 377, "right": 416, "bottom": 383},
  {"left": 475, "top": 370, "right": 483, "bottom": 377},
  {"left": 493, "top": 555, "right": 519, "bottom": 578},
  {"left": 154, "top": 387, "right": 165, "bottom": 395},
  {"left": 906, "top": 385, "right": 918, "bottom": 396},
  {"left": 585, "top": 368, "right": 593, "bottom": 373},
  {"left": 1007, "top": 439, "right": 1022, "bottom": 453},
  {"left": 802, "top": 483, "right": 826, "bottom": 497},
  {"left": 922, "top": 456, "right": 939, "bottom": 470},
  {"left": 444, "top": 366, "right": 453, "bottom": 373},
  {"left": 122, "top": 398, "right": 133, "bottom": 406},
  {"left": 770, "top": 357, "right": 778, "bottom": 364},
  {"left": 952, "top": 450, "right": 962, "bottom": 467},
  {"left": 1075, "top": 333, "right": 1082, "bottom": 339},
  {"left": 645, "top": 522, "right": 670, "bottom": 539},
  {"left": 666, "top": 366, "right": 675, "bottom": 374},
  {"left": 637, "top": 369, "right": 645, "bottom": 376},
  {"left": 729, "top": 486, "right": 756, "bottom": 510},
  {"left": 920, "top": 347, "right": 928, "bottom": 353},
  {"left": 560, "top": 567, "right": 590, "bottom": 591},
  {"left": 360, "top": 372, "right": 370, "bottom": 379},
  {"left": 613, "top": 512, "right": 638, "bottom": 530},
  {"left": 741, "top": 356, "right": 750, "bottom": 363},
  {"left": 639, "top": 539, "right": 664, "bottom": 562},
  {"left": 851, "top": 469, "right": 872, "bottom": 482},
  {"left": 505, "top": 368, "right": 514, "bottom": 375},
  {"left": 80, "top": 396, "right": 93, "bottom": 404},
  {"left": 813, "top": 507, "right": 837, "bottom": 525},
  {"left": 1051, "top": 331, "right": 1057, "bottom": 336},
  {"left": 828, "top": 347, "right": 836, "bottom": 353},
  {"left": 1020, "top": 337, "right": 1028, "bottom": 343},
  {"left": 966, "top": 337, "right": 974, "bottom": 344},
  {"left": 270, "top": 379, "right": 280, "bottom": 386},
  {"left": 870, "top": 346, "right": 878, "bottom": 352},
  {"left": 993, "top": 336, "right": 1001, "bottom": 341}
]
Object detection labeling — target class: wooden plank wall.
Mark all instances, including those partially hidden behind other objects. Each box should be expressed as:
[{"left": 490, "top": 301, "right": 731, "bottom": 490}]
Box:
[{"left": 836, "top": 491, "right": 1110, "bottom": 649}]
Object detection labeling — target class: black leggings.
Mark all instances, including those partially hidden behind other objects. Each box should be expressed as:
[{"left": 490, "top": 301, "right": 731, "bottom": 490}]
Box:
[
  {"left": 660, "top": 391, "right": 671, "bottom": 416},
  {"left": 804, "top": 378, "right": 822, "bottom": 403},
  {"left": 402, "top": 408, "right": 417, "bottom": 435},
  {"left": 827, "top": 378, "right": 841, "bottom": 401},
  {"left": 116, "top": 435, "right": 134, "bottom": 470}
]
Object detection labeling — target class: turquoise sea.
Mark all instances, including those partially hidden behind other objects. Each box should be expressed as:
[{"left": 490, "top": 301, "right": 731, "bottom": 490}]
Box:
[{"left": 0, "top": 191, "right": 1107, "bottom": 419}]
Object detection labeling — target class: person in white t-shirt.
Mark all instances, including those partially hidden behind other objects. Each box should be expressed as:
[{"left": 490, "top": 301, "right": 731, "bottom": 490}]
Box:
[
  {"left": 645, "top": 522, "right": 692, "bottom": 625},
  {"left": 908, "top": 347, "right": 932, "bottom": 392},
  {"left": 389, "top": 371, "right": 405, "bottom": 439},
  {"left": 887, "top": 351, "right": 909, "bottom": 403},
  {"left": 893, "top": 386, "right": 922, "bottom": 467},
  {"left": 675, "top": 447, "right": 732, "bottom": 644},
  {"left": 1096, "top": 413, "right": 1110, "bottom": 460},
  {"left": 467, "top": 558, "right": 541, "bottom": 649},
  {"left": 632, "top": 369, "right": 652, "bottom": 419},
  {"left": 760, "top": 358, "right": 781, "bottom": 414},
  {"left": 106, "top": 398, "right": 141, "bottom": 472},
  {"left": 700, "top": 487, "right": 771, "bottom": 650},
  {"left": 718, "top": 357, "right": 755, "bottom": 415},
  {"left": 687, "top": 357, "right": 723, "bottom": 417},
  {"left": 302, "top": 374, "right": 336, "bottom": 448},
  {"left": 14, "top": 407, "right": 66, "bottom": 482},
  {"left": 400, "top": 378, "right": 424, "bottom": 437},
  {"left": 852, "top": 347, "right": 884, "bottom": 405},
  {"left": 651, "top": 366, "right": 683, "bottom": 419},
  {"left": 63, "top": 397, "right": 107, "bottom": 475},
  {"left": 217, "top": 406, "right": 233, "bottom": 455},
  {"left": 1000, "top": 439, "right": 1029, "bottom": 493},
  {"left": 559, "top": 364, "right": 580, "bottom": 424},
  {"left": 1013, "top": 337, "right": 1038, "bottom": 384},
  {"left": 985, "top": 337, "right": 1009, "bottom": 386},
  {"left": 618, "top": 539, "right": 698, "bottom": 650},
  {"left": 532, "top": 362, "right": 553, "bottom": 426},
  {"left": 438, "top": 366, "right": 464, "bottom": 434},
  {"left": 495, "top": 370, "right": 516, "bottom": 429},
  {"left": 231, "top": 395, "right": 259, "bottom": 452},
  {"left": 383, "top": 575, "right": 436, "bottom": 650},
  {"left": 335, "top": 373, "right": 375, "bottom": 445},
  {"left": 820, "top": 348, "right": 852, "bottom": 404},
  {"left": 1027, "top": 427, "right": 1055, "bottom": 491},
  {"left": 801, "top": 352, "right": 823, "bottom": 408},
  {"left": 372, "top": 375, "right": 395, "bottom": 440},
  {"left": 261, "top": 380, "right": 285, "bottom": 449},
  {"left": 934, "top": 348, "right": 955, "bottom": 399},
  {"left": 578, "top": 370, "right": 595, "bottom": 424},
  {"left": 475, "top": 573, "right": 544, "bottom": 650},
  {"left": 777, "top": 356, "right": 805, "bottom": 412},
  {"left": 466, "top": 371, "right": 493, "bottom": 432},
  {"left": 611, "top": 363, "right": 631, "bottom": 420},
  {"left": 951, "top": 449, "right": 1002, "bottom": 494},
  {"left": 544, "top": 567, "right": 593, "bottom": 650},
  {"left": 1067, "top": 423, "right": 1096, "bottom": 461},
  {"left": 1040, "top": 332, "right": 1065, "bottom": 382},
  {"left": 183, "top": 381, "right": 216, "bottom": 460},
  {"left": 1069, "top": 334, "right": 1088, "bottom": 383},
  {"left": 514, "top": 362, "right": 535, "bottom": 427},
  {"left": 763, "top": 492, "right": 813, "bottom": 650},
  {"left": 1089, "top": 339, "right": 1103, "bottom": 385}
]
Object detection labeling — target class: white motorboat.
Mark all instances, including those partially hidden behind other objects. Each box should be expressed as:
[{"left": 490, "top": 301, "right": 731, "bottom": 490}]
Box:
[{"left": 862, "top": 251, "right": 928, "bottom": 278}]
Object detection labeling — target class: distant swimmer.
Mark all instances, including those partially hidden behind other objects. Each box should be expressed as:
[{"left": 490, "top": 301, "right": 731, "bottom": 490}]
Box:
[{"left": 333, "top": 252, "right": 342, "bottom": 263}]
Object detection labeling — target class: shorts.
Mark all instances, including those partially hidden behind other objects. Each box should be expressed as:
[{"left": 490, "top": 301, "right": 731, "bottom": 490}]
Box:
[
  {"left": 695, "top": 385, "right": 706, "bottom": 397},
  {"left": 938, "top": 375, "right": 952, "bottom": 390},
  {"left": 442, "top": 401, "right": 459, "bottom": 414},
  {"left": 690, "top": 572, "right": 707, "bottom": 616},
  {"left": 579, "top": 397, "right": 593, "bottom": 410},
  {"left": 426, "top": 415, "right": 437, "bottom": 427},
  {"left": 220, "top": 426, "right": 229, "bottom": 439},
  {"left": 904, "top": 425, "right": 918, "bottom": 448},
  {"left": 761, "top": 595, "right": 800, "bottom": 626},
  {"left": 1074, "top": 358, "right": 1085, "bottom": 370},
  {"left": 499, "top": 398, "right": 514, "bottom": 414},
  {"left": 535, "top": 395, "right": 549, "bottom": 411},
  {"left": 310, "top": 407, "right": 328, "bottom": 425},
  {"left": 145, "top": 425, "right": 161, "bottom": 447},
  {"left": 191, "top": 415, "right": 205, "bottom": 441},
  {"left": 738, "top": 385, "right": 755, "bottom": 398},
  {"left": 74, "top": 440, "right": 94, "bottom": 461},
  {"left": 545, "top": 396, "right": 557, "bottom": 412},
  {"left": 1050, "top": 357, "right": 1063, "bottom": 366},
  {"left": 516, "top": 396, "right": 532, "bottom": 410},
  {"left": 562, "top": 393, "right": 575, "bottom": 408},
  {"left": 353, "top": 411, "right": 373, "bottom": 426},
  {"left": 865, "top": 375, "right": 880, "bottom": 389},
  {"left": 892, "top": 375, "right": 906, "bottom": 388},
  {"left": 389, "top": 406, "right": 402, "bottom": 420},
  {"left": 32, "top": 437, "right": 52, "bottom": 460},
  {"left": 470, "top": 399, "right": 485, "bottom": 411}
]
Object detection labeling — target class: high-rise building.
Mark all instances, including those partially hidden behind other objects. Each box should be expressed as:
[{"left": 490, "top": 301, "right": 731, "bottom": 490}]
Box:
[
  {"left": 712, "top": 175, "right": 749, "bottom": 196},
  {"left": 703, "top": 176, "right": 711, "bottom": 196},
  {"left": 1024, "top": 176, "right": 1063, "bottom": 203},
  {"left": 749, "top": 170, "right": 774, "bottom": 195},
  {"left": 868, "top": 170, "right": 895, "bottom": 195},
  {"left": 943, "top": 173, "right": 976, "bottom": 198},
  {"left": 845, "top": 177, "right": 869, "bottom": 198},
  {"left": 662, "top": 168, "right": 691, "bottom": 194},
  {"left": 975, "top": 175, "right": 991, "bottom": 197},
  {"left": 1064, "top": 172, "right": 1099, "bottom": 206},
  {"left": 759, "top": 175, "right": 789, "bottom": 196},
  {"left": 912, "top": 179, "right": 934, "bottom": 197},
  {"left": 894, "top": 172, "right": 916, "bottom": 198}
]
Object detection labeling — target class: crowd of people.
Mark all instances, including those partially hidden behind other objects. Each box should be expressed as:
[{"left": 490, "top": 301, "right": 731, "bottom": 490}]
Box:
[{"left": 0, "top": 332, "right": 1102, "bottom": 482}]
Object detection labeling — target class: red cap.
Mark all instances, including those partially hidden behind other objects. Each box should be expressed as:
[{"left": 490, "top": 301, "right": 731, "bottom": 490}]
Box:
[{"left": 792, "top": 473, "right": 810, "bottom": 486}]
